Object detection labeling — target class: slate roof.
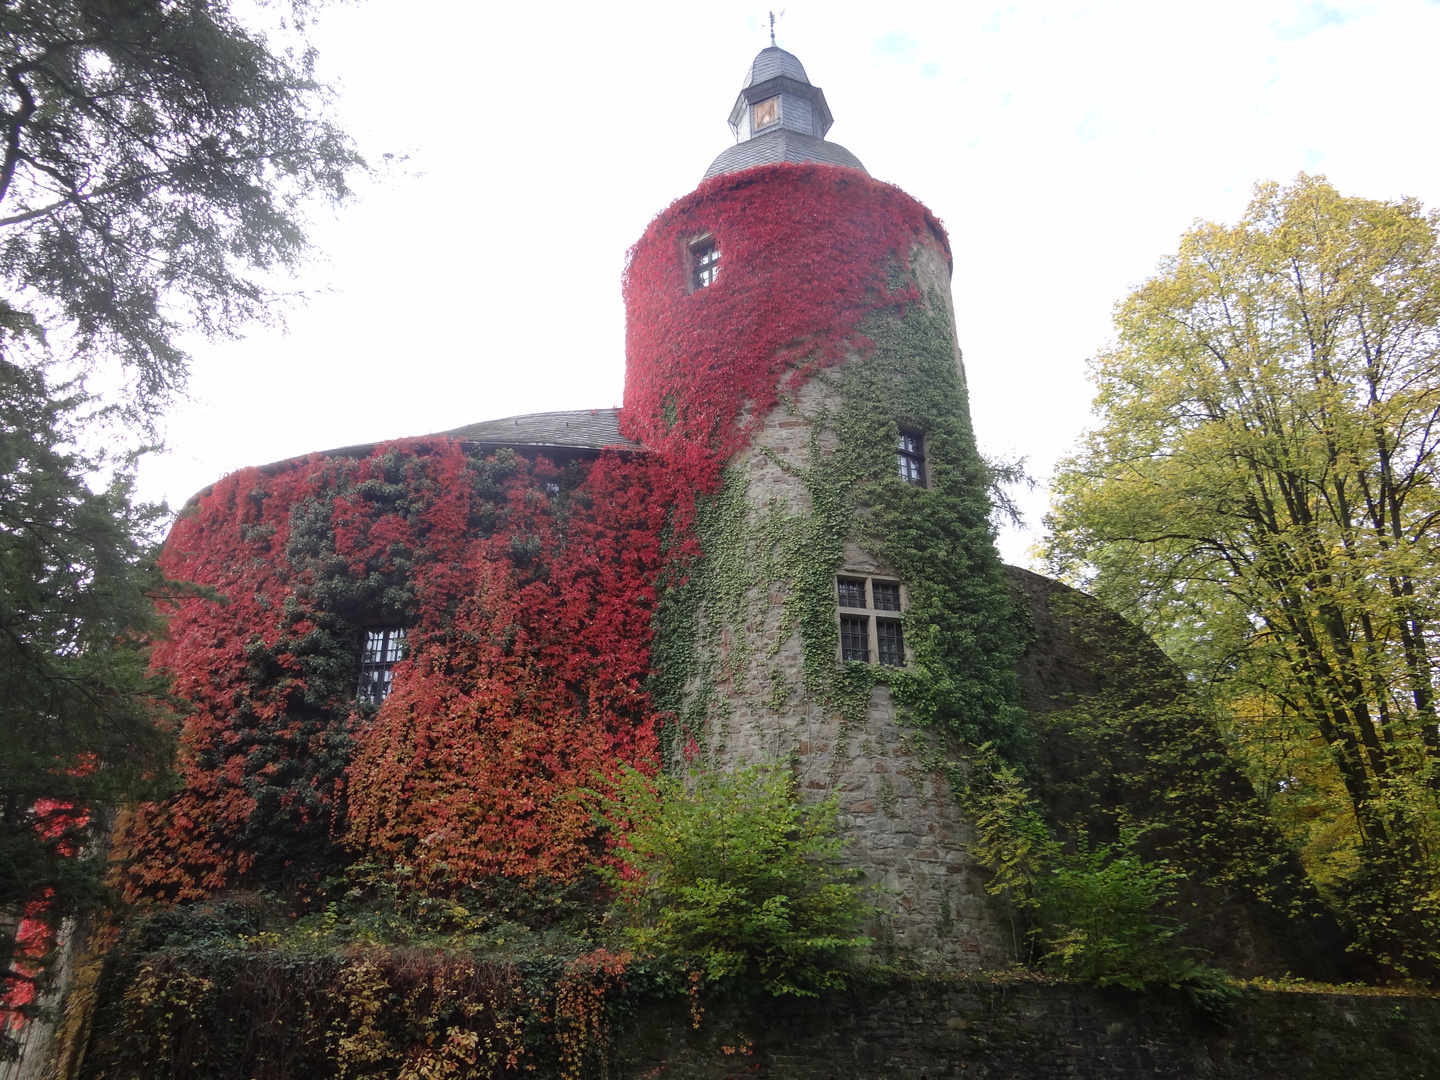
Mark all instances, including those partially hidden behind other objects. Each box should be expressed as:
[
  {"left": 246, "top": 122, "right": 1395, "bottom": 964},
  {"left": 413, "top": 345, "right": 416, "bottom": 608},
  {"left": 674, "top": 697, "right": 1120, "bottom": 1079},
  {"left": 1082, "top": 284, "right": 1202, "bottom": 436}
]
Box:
[
  {"left": 704, "top": 128, "right": 867, "bottom": 179},
  {"left": 709, "top": 46, "right": 865, "bottom": 180},
  {"left": 442, "top": 408, "right": 640, "bottom": 451},
  {"left": 741, "top": 46, "right": 810, "bottom": 87},
  {"left": 181, "top": 409, "right": 639, "bottom": 509}
]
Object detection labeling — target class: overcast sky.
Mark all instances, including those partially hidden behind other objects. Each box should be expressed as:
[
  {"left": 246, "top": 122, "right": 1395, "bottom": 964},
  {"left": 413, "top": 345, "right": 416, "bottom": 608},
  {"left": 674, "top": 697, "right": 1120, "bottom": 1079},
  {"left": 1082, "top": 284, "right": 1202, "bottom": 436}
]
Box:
[{"left": 136, "top": 0, "right": 1440, "bottom": 565}]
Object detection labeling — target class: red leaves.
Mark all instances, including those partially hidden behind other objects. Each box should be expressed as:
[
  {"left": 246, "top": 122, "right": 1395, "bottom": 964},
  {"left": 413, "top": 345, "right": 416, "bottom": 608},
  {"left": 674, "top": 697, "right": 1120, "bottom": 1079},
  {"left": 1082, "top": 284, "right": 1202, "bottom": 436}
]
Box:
[
  {"left": 622, "top": 162, "right": 944, "bottom": 470},
  {"left": 346, "top": 452, "right": 670, "bottom": 886},
  {"left": 122, "top": 441, "right": 671, "bottom": 896},
  {"left": 120, "top": 163, "right": 946, "bottom": 899}
]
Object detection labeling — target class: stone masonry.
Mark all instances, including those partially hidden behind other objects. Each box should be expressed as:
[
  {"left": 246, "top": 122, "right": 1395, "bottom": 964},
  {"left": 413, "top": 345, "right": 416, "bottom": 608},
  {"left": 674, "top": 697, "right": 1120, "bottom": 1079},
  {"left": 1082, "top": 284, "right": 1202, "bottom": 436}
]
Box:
[{"left": 697, "top": 236, "right": 1016, "bottom": 969}]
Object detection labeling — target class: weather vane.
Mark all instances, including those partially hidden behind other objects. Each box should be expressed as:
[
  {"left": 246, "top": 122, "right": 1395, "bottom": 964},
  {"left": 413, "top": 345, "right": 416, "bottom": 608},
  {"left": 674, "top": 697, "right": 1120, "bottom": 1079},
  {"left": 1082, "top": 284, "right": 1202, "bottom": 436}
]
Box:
[{"left": 769, "top": 9, "right": 785, "bottom": 46}]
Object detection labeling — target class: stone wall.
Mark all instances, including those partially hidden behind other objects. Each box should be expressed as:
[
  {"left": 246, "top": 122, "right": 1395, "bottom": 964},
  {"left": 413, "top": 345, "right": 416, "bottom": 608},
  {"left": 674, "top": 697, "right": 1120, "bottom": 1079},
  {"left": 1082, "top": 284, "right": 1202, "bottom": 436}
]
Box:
[
  {"left": 698, "top": 235, "right": 1014, "bottom": 970},
  {"left": 617, "top": 979, "right": 1440, "bottom": 1079}
]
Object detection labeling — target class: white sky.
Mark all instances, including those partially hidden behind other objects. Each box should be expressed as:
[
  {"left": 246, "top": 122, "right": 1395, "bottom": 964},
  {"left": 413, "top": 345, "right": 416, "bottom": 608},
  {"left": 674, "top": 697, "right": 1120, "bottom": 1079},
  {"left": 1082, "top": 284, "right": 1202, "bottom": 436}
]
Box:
[{"left": 135, "top": 0, "right": 1440, "bottom": 565}]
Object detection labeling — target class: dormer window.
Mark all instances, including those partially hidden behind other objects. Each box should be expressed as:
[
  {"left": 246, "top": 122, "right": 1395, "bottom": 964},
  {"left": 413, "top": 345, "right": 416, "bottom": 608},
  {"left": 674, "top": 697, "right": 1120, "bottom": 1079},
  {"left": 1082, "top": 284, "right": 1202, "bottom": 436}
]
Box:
[
  {"left": 898, "top": 430, "right": 926, "bottom": 486},
  {"left": 690, "top": 238, "right": 720, "bottom": 290},
  {"left": 752, "top": 96, "right": 779, "bottom": 131},
  {"left": 358, "top": 628, "right": 406, "bottom": 705}
]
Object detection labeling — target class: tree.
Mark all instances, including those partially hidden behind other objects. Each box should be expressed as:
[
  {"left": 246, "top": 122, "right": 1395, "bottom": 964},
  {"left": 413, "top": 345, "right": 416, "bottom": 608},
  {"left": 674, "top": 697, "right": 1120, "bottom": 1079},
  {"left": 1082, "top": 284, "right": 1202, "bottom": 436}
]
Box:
[
  {"left": 1047, "top": 175, "right": 1440, "bottom": 976},
  {"left": 0, "top": 0, "right": 361, "bottom": 1038},
  {"left": 0, "top": 357, "right": 172, "bottom": 1040},
  {"left": 2, "top": 0, "right": 360, "bottom": 417}
]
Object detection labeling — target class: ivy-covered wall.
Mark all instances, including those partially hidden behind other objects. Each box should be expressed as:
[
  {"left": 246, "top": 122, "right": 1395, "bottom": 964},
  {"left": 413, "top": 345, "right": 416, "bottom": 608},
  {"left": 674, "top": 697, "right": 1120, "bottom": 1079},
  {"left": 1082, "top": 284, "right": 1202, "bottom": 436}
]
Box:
[
  {"left": 117, "top": 440, "right": 677, "bottom": 901},
  {"left": 623, "top": 163, "right": 1028, "bottom": 965}
]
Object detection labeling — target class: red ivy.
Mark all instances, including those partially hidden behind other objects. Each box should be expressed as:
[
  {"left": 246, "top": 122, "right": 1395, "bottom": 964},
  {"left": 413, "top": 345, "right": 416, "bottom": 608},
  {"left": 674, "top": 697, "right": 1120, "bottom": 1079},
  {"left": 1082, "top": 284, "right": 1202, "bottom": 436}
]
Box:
[
  {"left": 345, "top": 451, "right": 677, "bottom": 887},
  {"left": 621, "top": 162, "right": 947, "bottom": 464},
  {"left": 123, "top": 162, "right": 948, "bottom": 899}
]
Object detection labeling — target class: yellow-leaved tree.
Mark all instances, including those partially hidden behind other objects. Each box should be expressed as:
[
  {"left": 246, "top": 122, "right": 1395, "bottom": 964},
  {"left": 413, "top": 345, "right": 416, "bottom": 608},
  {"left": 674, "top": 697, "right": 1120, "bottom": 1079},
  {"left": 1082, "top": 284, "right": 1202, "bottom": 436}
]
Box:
[{"left": 1047, "top": 174, "right": 1440, "bottom": 978}]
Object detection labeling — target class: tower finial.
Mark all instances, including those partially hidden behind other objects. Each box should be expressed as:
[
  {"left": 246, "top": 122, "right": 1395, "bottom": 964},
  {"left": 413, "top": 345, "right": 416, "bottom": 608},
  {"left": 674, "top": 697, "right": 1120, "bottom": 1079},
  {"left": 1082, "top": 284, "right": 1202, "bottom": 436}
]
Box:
[{"left": 769, "top": 9, "right": 784, "bottom": 46}]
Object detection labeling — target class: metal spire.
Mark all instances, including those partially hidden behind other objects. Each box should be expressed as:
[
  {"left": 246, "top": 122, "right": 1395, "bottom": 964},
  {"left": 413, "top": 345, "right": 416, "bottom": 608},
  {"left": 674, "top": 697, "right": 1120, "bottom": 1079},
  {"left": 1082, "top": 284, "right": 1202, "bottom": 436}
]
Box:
[{"left": 769, "top": 9, "right": 784, "bottom": 46}]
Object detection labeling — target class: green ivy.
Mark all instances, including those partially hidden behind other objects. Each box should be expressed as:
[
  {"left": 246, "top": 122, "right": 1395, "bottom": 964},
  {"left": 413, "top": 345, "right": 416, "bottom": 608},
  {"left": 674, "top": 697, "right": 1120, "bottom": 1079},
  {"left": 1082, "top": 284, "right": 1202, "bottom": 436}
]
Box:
[{"left": 648, "top": 275, "right": 1028, "bottom": 769}]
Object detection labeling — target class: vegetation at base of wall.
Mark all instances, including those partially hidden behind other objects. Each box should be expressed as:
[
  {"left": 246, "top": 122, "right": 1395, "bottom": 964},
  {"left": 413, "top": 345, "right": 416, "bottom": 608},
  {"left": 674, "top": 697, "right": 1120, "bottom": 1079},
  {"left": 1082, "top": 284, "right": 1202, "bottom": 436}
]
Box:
[
  {"left": 955, "top": 747, "right": 1234, "bottom": 1006},
  {"left": 601, "top": 765, "right": 873, "bottom": 998},
  {"left": 952, "top": 581, "right": 1354, "bottom": 991},
  {"left": 80, "top": 766, "right": 881, "bottom": 1078},
  {"left": 77, "top": 895, "right": 629, "bottom": 1080}
]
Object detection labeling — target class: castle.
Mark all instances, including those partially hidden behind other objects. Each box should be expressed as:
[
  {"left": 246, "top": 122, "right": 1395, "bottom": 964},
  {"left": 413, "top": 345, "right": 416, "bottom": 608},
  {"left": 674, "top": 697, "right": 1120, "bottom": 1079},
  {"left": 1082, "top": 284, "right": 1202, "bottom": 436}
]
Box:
[{"left": 114, "top": 45, "right": 1325, "bottom": 978}]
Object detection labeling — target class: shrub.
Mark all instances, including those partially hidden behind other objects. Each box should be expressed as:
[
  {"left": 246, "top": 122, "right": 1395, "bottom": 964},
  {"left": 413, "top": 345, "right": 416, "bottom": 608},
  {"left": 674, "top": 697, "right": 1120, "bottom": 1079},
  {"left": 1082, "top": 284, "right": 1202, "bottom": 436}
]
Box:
[
  {"left": 1032, "top": 829, "right": 1186, "bottom": 989},
  {"left": 605, "top": 765, "right": 872, "bottom": 996},
  {"left": 960, "top": 748, "right": 1229, "bottom": 997}
]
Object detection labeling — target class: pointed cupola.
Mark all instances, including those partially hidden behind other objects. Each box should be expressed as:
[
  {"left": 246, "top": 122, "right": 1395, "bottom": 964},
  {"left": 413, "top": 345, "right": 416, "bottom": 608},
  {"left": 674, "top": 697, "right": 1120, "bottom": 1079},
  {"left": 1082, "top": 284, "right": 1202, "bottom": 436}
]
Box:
[{"left": 702, "top": 47, "right": 867, "bottom": 180}]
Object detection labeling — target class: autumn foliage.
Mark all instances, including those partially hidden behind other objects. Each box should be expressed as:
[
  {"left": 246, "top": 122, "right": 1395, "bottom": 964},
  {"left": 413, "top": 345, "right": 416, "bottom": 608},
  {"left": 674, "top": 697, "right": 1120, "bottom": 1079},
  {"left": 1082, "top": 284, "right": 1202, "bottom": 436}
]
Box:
[
  {"left": 622, "top": 161, "right": 949, "bottom": 458},
  {"left": 120, "top": 163, "right": 946, "bottom": 899},
  {"left": 118, "top": 442, "right": 676, "bottom": 897}
]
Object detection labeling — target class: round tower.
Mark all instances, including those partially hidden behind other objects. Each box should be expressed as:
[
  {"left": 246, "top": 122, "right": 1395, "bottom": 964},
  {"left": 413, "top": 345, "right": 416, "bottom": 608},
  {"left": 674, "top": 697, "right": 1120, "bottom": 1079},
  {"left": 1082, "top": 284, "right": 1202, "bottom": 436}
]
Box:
[{"left": 623, "top": 48, "right": 1023, "bottom": 967}]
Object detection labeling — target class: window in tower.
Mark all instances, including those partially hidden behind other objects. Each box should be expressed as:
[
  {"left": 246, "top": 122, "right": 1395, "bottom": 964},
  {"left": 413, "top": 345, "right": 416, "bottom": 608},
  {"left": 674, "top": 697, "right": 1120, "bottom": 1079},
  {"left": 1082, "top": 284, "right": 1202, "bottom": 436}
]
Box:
[
  {"left": 357, "top": 627, "right": 406, "bottom": 705},
  {"left": 752, "top": 96, "right": 779, "bottom": 131},
  {"left": 876, "top": 619, "right": 906, "bottom": 667},
  {"left": 690, "top": 238, "right": 720, "bottom": 290},
  {"left": 898, "top": 429, "right": 926, "bottom": 486},
  {"left": 836, "top": 575, "right": 908, "bottom": 666},
  {"left": 839, "top": 616, "right": 870, "bottom": 662}
]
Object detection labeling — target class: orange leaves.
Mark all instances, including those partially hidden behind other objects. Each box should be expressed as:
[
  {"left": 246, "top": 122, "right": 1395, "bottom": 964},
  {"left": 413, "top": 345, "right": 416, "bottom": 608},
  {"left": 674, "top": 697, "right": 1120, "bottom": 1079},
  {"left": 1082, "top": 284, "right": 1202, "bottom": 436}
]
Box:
[
  {"left": 345, "top": 452, "right": 670, "bottom": 887},
  {"left": 122, "top": 439, "right": 672, "bottom": 898}
]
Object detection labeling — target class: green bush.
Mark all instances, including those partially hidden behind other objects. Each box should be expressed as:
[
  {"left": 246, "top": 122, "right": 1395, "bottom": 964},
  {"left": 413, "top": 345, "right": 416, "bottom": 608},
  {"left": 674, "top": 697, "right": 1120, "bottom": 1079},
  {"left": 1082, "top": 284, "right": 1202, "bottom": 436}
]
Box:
[
  {"left": 1032, "top": 830, "right": 1185, "bottom": 988},
  {"left": 604, "top": 765, "right": 873, "bottom": 996},
  {"left": 960, "top": 748, "right": 1231, "bottom": 999}
]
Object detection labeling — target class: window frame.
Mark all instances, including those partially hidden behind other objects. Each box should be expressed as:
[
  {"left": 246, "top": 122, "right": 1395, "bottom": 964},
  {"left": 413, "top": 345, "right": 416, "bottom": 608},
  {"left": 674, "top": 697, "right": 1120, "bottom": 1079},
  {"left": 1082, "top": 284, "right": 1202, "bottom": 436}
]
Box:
[
  {"left": 357, "top": 626, "right": 407, "bottom": 705},
  {"left": 898, "top": 428, "right": 927, "bottom": 487},
  {"left": 835, "top": 574, "right": 909, "bottom": 666},
  {"left": 751, "top": 95, "right": 780, "bottom": 132},
  {"left": 688, "top": 235, "right": 720, "bottom": 292}
]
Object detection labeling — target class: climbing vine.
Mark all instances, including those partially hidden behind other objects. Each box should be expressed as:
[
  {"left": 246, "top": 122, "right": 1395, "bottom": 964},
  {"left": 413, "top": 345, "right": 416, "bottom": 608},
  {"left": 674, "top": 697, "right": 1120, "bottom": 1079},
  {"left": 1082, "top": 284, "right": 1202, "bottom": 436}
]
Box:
[
  {"left": 119, "top": 439, "right": 675, "bottom": 900},
  {"left": 647, "top": 289, "right": 1027, "bottom": 771},
  {"left": 623, "top": 162, "right": 1025, "bottom": 766}
]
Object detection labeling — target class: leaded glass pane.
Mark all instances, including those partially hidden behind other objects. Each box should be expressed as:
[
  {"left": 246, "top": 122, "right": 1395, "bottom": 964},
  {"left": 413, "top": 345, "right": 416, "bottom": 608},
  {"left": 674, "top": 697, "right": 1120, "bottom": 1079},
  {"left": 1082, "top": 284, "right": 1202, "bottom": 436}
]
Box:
[
  {"left": 692, "top": 240, "right": 720, "bottom": 289},
  {"left": 877, "top": 619, "right": 905, "bottom": 666},
  {"left": 898, "top": 430, "right": 925, "bottom": 486},
  {"left": 840, "top": 616, "right": 870, "bottom": 662},
  {"left": 872, "top": 582, "right": 901, "bottom": 611},
  {"left": 837, "top": 577, "right": 867, "bottom": 608},
  {"left": 358, "top": 627, "right": 406, "bottom": 705}
]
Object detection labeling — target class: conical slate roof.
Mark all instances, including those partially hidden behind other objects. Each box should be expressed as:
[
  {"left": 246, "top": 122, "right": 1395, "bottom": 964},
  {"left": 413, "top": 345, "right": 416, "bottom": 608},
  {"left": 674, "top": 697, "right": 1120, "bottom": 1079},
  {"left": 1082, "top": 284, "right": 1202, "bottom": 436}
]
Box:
[{"left": 703, "top": 46, "right": 867, "bottom": 180}]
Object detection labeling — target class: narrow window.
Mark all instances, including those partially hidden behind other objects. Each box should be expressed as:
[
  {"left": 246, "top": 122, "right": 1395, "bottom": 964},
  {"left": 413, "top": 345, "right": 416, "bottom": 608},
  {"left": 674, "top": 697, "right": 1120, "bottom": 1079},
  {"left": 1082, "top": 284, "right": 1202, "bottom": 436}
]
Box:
[
  {"left": 358, "top": 627, "right": 406, "bottom": 705},
  {"left": 876, "top": 619, "right": 906, "bottom": 666},
  {"left": 840, "top": 616, "right": 871, "bottom": 662},
  {"left": 898, "top": 430, "right": 926, "bottom": 486},
  {"left": 752, "top": 96, "right": 779, "bottom": 131},
  {"left": 835, "top": 575, "right": 908, "bottom": 666},
  {"left": 691, "top": 238, "right": 720, "bottom": 290}
]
